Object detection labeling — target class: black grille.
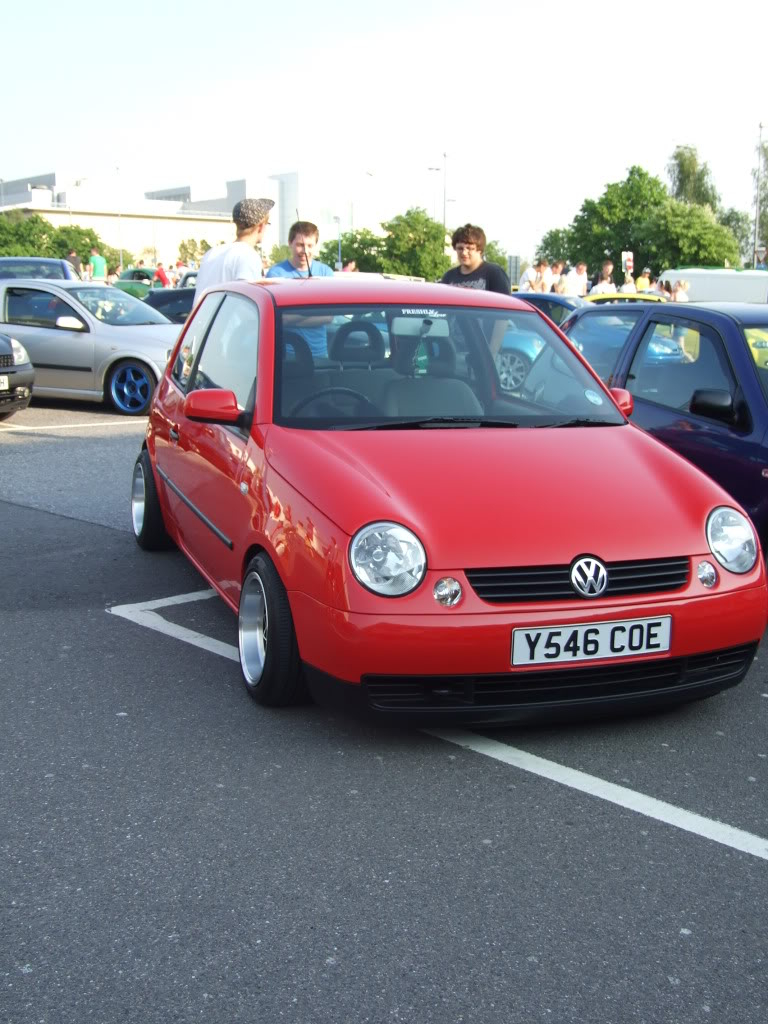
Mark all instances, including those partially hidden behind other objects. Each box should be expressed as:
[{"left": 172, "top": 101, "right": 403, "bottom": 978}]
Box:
[
  {"left": 466, "top": 557, "right": 690, "bottom": 603},
  {"left": 0, "top": 354, "right": 12, "bottom": 369},
  {"left": 363, "top": 643, "right": 756, "bottom": 711}
]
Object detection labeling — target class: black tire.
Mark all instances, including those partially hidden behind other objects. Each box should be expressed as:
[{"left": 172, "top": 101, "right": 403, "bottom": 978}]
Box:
[
  {"left": 108, "top": 359, "right": 156, "bottom": 416},
  {"left": 238, "top": 553, "right": 307, "bottom": 706},
  {"left": 131, "top": 449, "right": 173, "bottom": 550}
]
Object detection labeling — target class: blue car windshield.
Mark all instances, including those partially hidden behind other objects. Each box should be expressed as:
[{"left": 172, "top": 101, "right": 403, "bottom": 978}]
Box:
[{"left": 274, "top": 303, "right": 625, "bottom": 429}]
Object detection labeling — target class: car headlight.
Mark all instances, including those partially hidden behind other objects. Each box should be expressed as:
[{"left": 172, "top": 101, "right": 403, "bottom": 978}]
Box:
[
  {"left": 706, "top": 507, "right": 757, "bottom": 574},
  {"left": 349, "top": 521, "right": 426, "bottom": 596},
  {"left": 10, "top": 337, "right": 29, "bottom": 365}
]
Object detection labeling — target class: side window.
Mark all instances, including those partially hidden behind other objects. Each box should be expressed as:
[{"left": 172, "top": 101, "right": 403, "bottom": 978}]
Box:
[
  {"left": 4, "top": 288, "right": 84, "bottom": 329},
  {"left": 171, "top": 292, "right": 223, "bottom": 389},
  {"left": 627, "top": 320, "right": 735, "bottom": 412},
  {"left": 190, "top": 294, "right": 260, "bottom": 410},
  {"left": 566, "top": 310, "right": 643, "bottom": 380}
]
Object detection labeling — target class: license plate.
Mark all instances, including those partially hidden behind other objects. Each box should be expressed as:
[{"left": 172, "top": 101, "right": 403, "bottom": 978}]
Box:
[
  {"left": 512, "top": 616, "right": 671, "bottom": 665},
  {"left": 0, "top": 375, "right": 8, "bottom": 392}
]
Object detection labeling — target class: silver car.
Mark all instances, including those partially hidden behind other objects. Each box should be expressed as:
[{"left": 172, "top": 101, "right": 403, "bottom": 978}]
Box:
[{"left": 0, "top": 279, "right": 181, "bottom": 414}]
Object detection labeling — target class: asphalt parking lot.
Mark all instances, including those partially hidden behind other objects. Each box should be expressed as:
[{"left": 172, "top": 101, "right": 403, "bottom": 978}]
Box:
[{"left": 2, "top": 400, "right": 767, "bottom": 1024}]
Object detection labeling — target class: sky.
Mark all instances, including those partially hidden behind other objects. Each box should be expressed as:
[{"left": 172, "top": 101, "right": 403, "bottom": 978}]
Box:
[{"left": 3, "top": 0, "right": 768, "bottom": 259}]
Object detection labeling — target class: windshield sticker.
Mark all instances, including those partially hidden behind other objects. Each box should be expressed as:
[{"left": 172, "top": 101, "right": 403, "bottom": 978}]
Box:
[
  {"left": 400, "top": 308, "right": 447, "bottom": 317},
  {"left": 584, "top": 389, "right": 604, "bottom": 406}
]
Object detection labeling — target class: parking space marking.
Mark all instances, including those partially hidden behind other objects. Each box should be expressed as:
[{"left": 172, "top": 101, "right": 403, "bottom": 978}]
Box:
[
  {"left": 108, "top": 589, "right": 768, "bottom": 863},
  {"left": 1, "top": 420, "right": 147, "bottom": 432},
  {"left": 108, "top": 590, "right": 239, "bottom": 663},
  {"left": 427, "top": 729, "right": 768, "bottom": 862}
]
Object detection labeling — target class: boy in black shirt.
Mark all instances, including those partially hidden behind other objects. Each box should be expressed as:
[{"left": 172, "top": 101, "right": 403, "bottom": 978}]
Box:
[{"left": 440, "top": 224, "right": 510, "bottom": 293}]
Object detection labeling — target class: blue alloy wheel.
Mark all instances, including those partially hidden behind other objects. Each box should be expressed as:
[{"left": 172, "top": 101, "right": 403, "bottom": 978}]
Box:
[{"left": 109, "top": 361, "right": 154, "bottom": 415}]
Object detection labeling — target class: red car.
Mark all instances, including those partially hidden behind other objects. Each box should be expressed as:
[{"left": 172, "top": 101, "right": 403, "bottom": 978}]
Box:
[{"left": 130, "top": 279, "right": 767, "bottom": 724}]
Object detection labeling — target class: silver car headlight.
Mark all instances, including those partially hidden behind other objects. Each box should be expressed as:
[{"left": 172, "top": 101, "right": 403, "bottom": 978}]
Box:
[
  {"left": 10, "top": 337, "right": 29, "bottom": 365},
  {"left": 349, "top": 521, "right": 426, "bottom": 596},
  {"left": 706, "top": 507, "right": 757, "bottom": 574}
]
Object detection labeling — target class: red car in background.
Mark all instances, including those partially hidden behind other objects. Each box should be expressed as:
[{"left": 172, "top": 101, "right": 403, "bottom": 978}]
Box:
[{"left": 130, "top": 279, "right": 767, "bottom": 724}]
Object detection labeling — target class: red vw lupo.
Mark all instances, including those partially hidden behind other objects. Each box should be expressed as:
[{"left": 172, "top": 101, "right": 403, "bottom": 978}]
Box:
[{"left": 131, "top": 278, "right": 767, "bottom": 723}]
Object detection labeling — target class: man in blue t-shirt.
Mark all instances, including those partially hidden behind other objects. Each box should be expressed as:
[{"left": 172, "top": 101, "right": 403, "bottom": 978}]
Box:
[{"left": 266, "top": 220, "right": 334, "bottom": 356}]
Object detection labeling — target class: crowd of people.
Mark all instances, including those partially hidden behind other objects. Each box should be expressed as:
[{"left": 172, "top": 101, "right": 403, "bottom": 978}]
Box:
[
  {"left": 81, "top": 196, "right": 689, "bottom": 306},
  {"left": 516, "top": 255, "right": 690, "bottom": 301}
]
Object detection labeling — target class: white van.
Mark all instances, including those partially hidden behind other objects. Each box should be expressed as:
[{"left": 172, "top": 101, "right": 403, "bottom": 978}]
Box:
[{"left": 658, "top": 267, "right": 768, "bottom": 303}]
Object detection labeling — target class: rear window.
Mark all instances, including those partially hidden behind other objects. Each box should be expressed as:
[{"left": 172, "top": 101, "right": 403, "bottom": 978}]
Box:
[{"left": 0, "top": 259, "right": 66, "bottom": 280}]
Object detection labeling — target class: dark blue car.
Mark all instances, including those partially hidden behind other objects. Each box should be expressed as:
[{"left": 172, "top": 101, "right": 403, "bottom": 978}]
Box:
[{"left": 562, "top": 302, "right": 768, "bottom": 550}]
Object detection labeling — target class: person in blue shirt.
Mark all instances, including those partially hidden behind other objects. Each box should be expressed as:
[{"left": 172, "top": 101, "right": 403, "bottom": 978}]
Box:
[{"left": 266, "top": 221, "right": 334, "bottom": 356}]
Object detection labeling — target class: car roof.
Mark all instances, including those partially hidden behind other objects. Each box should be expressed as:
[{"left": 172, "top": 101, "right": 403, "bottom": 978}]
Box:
[
  {"left": 0, "top": 256, "right": 66, "bottom": 263},
  {"left": 222, "top": 278, "right": 532, "bottom": 310},
  {"left": 685, "top": 302, "right": 768, "bottom": 325}
]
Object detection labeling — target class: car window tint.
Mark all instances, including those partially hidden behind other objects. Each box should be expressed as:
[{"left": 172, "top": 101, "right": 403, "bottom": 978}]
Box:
[
  {"left": 743, "top": 327, "right": 768, "bottom": 405},
  {"left": 171, "top": 293, "right": 223, "bottom": 389},
  {"left": 541, "top": 301, "right": 569, "bottom": 325},
  {"left": 190, "top": 294, "right": 259, "bottom": 409},
  {"left": 627, "top": 320, "right": 735, "bottom": 412},
  {"left": 565, "top": 310, "right": 643, "bottom": 381},
  {"left": 4, "top": 287, "right": 83, "bottom": 329}
]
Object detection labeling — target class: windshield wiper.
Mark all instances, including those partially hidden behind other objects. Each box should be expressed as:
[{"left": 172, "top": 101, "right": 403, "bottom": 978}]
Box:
[
  {"left": 539, "top": 417, "right": 618, "bottom": 428},
  {"left": 338, "top": 417, "right": 520, "bottom": 430}
]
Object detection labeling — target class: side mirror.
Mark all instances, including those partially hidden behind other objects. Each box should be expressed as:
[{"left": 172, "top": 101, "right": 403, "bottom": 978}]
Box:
[
  {"left": 610, "top": 387, "right": 634, "bottom": 417},
  {"left": 56, "top": 315, "right": 86, "bottom": 331},
  {"left": 183, "top": 388, "right": 243, "bottom": 424},
  {"left": 690, "top": 388, "right": 738, "bottom": 426}
]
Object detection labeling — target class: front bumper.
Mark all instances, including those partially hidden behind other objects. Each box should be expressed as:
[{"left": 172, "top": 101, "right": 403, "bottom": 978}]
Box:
[
  {"left": 292, "top": 585, "right": 766, "bottom": 722},
  {"left": 0, "top": 365, "right": 34, "bottom": 416}
]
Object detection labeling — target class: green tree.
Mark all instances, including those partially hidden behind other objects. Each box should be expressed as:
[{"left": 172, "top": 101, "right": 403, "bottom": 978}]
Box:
[
  {"left": 178, "top": 238, "right": 211, "bottom": 265},
  {"left": 0, "top": 211, "right": 56, "bottom": 256},
  {"left": 640, "top": 198, "right": 741, "bottom": 271},
  {"left": 49, "top": 224, "right": 100, "bottom": 264},
  {"left": 667, "top": 145, "right": 720, "bottom": 209},
  {"left": 536, "top": 227, "right": 573, "bottom": 263},
  {"left": 717, "top": 207, "right": 753, "bottom": 265},
  {"left": 318, "top": 228, "right": 385, "bottom": 273},
  {"left": 379, "top": 208, "right": 450, "bottom": 280},
  {"left": 567, "top": 165, "right": 669, "bottom": 274},
  {"left": 484, "top": 239, "right": 508, "bottom": 270}
]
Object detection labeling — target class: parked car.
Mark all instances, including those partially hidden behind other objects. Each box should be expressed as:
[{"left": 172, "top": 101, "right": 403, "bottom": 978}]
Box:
[
  {"left": 586, "top": 292, "right": 667, "bottom": 304},
  {"left": 0, "top": 332, "right": 34, "bottom": 420},
  {"left": 562, "top": 301, "right": 768, "bottom": 551},
  {"left": 560, "top": 304, "right": 685, "bottom": 380},
  {"left": 178, "top": 270, "right": 197, "bottom": 289},
  {"left": 514, "top": 292, "right": 589, "bottom": 325},
  {"left": 0, "top": 280, "right": 180, "bottom": 415},
  {"left": 114, "top": 267, "right": 163, "bottom": 299},
  {"left": 130, "top": 279, "right": 766, "bottom": 724},
  {"left": 144, "top": 287, "right": 196, "bottom": 324},
  {"left": 0, "top": 256, "right": 80, "bottom": 281}
]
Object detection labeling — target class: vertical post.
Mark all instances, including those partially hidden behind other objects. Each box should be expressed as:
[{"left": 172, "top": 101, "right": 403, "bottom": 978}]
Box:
[
  {"left": 754, "top": 123, "right": 763, "bottom": 269},
  {"left": 116, "top": 166, "right": 123, "bottom": 272},
  {"left": 442, "top": 151, "right": 447, "bottom": 229},
  {"left": 334, "top": 215, "right": 342, "bottom": 270}
]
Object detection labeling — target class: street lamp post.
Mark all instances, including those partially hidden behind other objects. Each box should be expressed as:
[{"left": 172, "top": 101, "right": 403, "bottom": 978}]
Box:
[
  {"left": 427, "top": 165, "right": 441, "bottom": 221},
  {"left": 754, "top": 123, "right": 763, "bottom": 268},
  {"left": 333, "top": 215, "right": 342, "bottom": 270},
  {"left": 116, "top": 166, "right": 123, "bottom": 271},
  {"left": 441, "top": 151, "right": 447, "bottom": 230}
]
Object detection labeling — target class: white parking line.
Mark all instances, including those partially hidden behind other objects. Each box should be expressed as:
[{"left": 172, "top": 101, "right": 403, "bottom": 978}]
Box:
[
  {"left": 108, "top": 589, "right": 768, "bottom": 862},
  {"left": 108, "top": 590, "right": 238, "bottom": 662},
  {"left": 427, "top": 730, "right": 768, "bottom": 862},
  {"left": 1, "top": 420, "right": 147, "bottom": 432}
]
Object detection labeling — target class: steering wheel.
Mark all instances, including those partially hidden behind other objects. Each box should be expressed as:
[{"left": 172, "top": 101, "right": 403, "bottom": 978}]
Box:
[{"left": 290, "top": 387, "right": 380, "bottom": 416}]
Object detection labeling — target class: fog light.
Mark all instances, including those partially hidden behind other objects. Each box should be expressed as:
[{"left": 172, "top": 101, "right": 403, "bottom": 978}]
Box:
[
  {"left": 697, "top": 561, "right": 718, "bottom": 588},
  {"left": 434, "top": 577, "right": 462, "bottom": 606}
]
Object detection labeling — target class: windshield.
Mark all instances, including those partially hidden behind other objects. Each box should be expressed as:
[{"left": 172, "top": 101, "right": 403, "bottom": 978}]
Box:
[
  {"left": 69, "top": 286, "right": 171, "bottom": 326},
  {"left": 273, "top": 303, "right": 625, "bottom": 429}
]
